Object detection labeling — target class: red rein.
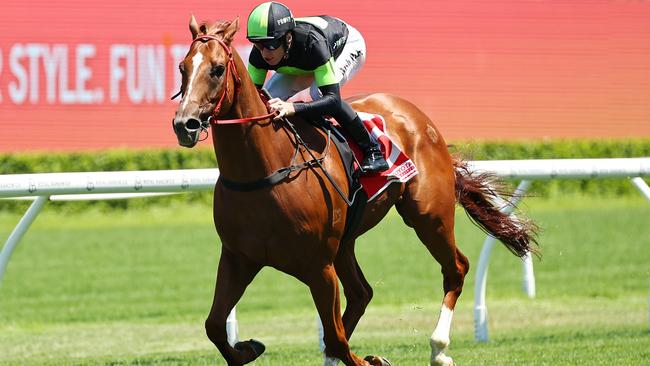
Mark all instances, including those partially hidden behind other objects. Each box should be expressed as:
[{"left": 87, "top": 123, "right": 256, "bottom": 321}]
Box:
[{"left": 191, "top": 35, "right": 275, "bottom": 125}]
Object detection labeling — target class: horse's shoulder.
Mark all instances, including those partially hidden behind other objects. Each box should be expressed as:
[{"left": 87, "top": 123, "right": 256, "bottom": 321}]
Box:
[{"left": 283, "top": 115, "right": 331, "bottom": 151}]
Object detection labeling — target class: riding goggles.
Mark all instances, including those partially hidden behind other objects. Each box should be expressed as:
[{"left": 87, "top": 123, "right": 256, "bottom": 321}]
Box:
[{"left": 252, "top": 37, "right": 284, "bottom": 51}]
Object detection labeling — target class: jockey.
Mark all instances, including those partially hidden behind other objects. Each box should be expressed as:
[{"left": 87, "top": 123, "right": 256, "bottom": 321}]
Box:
[{"left": 246, "top": 1, "right": 389, "bottom": 174}]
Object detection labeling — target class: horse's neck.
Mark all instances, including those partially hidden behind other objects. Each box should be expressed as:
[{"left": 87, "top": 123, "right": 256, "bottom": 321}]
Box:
[{"left": 211, "top": 51, "right": 293, "bottom": 182}]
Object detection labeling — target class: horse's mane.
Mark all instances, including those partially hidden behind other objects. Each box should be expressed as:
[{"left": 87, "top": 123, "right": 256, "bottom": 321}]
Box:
[{"left": 199, "top": 20, "right": 232, "bottom": 36}]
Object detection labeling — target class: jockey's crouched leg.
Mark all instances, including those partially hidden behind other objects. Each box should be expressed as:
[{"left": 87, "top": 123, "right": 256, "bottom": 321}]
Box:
[{"left": 342, "top": 112, "right": 389, "bottom": 174}]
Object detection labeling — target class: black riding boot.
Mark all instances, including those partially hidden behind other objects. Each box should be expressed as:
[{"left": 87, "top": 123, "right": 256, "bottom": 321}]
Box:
[{"left": 344, "top": 114, "right": 389, "bottom": 173}]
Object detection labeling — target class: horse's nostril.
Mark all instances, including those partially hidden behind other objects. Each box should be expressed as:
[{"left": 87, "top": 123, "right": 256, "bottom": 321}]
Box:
[{"left": 186, "top": 118, "right": 201, "bottom": 131}]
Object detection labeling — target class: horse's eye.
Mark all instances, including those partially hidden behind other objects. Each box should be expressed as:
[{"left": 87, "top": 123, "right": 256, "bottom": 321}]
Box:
[{"left": 211, "top": 65, "right": 226, "bottom": 78}]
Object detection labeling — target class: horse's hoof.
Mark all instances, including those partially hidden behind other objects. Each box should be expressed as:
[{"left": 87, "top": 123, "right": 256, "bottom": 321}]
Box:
[
  {"left": 364, "top": 355, "right": 392, "bottom": 366},
  {"left": 432, "top": 352, "right": 456, "bottom": 366},
  {"left": 234, "top": 339, "right": 266, "bottom": 361}
]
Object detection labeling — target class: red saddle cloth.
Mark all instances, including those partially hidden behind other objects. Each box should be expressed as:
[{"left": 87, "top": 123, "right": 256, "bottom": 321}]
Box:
[{"left": 332, "top": 112, "right": 419, "bottom": 201}]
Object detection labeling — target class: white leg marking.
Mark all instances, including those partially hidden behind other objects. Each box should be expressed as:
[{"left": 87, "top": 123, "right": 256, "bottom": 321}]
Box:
[
  {"left": 430, "top": 304, "right": 455, "bottom": 366},
  {"left": 323, "top": 356, "right": 340, "bottom": 366},
  {"left": 431, "top": 304, "right": 454, "bottom": 348},
  {"left": 180, "top": 52, "right": 203, "bottom": 110}
]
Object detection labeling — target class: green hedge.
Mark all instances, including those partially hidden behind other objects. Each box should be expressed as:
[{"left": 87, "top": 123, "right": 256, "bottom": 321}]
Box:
[
  {"left": 0, "top": 147, "right": 216, "bottom": 174},
  {"left": 452, "top": 139, "right": 650, "bottom": 160},
  {"left": 1, "top": 139, "right": 649, "bottom": 212}
]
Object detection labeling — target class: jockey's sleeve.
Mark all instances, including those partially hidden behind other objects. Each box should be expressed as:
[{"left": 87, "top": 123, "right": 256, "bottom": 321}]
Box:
[
  {"left": 313, "top": 58, "right": 338, "bottom": 87},
  {"left": 293, "top": 83, "right": 341, "bottom": 117},
  {"left": 247, "top": 63, "right": 268, "bottom": 88},
  {"left": 293, "top": 57, "right": 340, "bottom": 116}
]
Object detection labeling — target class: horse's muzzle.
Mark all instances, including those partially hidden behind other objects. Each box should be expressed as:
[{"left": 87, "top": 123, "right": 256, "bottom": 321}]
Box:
[{"left": 172, "top": 117, "right": 204, "bottom": 148}]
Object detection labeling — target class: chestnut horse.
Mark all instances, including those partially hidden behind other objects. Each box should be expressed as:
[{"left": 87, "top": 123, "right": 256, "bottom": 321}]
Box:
[{"left": 172, "top": 17, "right": 536, "bottom": 366}]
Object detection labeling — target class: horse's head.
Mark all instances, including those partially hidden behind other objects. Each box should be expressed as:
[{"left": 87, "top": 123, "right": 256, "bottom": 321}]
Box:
[{"left": 172, "top": 16, "right": 239, "bottom": 148}]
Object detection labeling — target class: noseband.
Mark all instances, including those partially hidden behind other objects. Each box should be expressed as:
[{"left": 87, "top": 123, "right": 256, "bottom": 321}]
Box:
[{"left": 176, "top": 34, "right": 275, "bottom": 127}]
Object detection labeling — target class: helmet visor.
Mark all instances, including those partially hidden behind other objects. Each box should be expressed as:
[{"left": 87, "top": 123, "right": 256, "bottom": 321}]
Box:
[{"left": 252, "top": 37, "right": 284, "bottom": 51}]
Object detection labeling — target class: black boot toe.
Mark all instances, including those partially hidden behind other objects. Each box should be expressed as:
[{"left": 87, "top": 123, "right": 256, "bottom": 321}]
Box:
[{"left": 361, "top": 150, "right": 389, "bottom": 173}]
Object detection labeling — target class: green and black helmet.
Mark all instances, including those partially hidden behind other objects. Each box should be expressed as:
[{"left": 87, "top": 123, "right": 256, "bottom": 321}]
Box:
[{"left": 247, "top": 2, "right": 296, "bottom": 48}]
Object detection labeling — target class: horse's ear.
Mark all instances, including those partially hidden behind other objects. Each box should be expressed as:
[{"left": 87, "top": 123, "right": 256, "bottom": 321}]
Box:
[
  {"left": 189, "top": 14, "right": 200, "bottom": 39},
  {"left": 223, "top": 17, "right": 240, "bottom": 44}
]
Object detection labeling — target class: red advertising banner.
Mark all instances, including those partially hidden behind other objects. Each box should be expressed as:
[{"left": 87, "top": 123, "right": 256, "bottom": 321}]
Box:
[{"left": 1, "top": 1, "right": 649, "bottom": 152}]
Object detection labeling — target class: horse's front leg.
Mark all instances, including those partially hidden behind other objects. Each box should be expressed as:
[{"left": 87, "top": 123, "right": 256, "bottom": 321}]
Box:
[
  {"left": 334, "top": 239, "right": 373, "bottom": 339},
  {"left": 205, "top": 248, "right": 263, "bottom": 365},
  {"left": 307, "top": 264, "right": 370, "bottom": 366}
]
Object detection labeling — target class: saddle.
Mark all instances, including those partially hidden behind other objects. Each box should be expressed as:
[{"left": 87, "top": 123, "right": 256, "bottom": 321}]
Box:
[
  {"left": 313, "top": 112, "right": 418, "bottom": 201},
  {"left": 309, "top": 112, "right": 419, "bottom": 240}
]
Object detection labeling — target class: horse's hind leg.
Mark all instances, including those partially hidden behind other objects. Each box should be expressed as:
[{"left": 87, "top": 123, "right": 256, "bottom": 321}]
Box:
[
  {"left": 396, "top": 189, "right": 469, "bottom": 366},
  {"left": 428, "top": 245, "right": 468, "bottom": 366},
  {"left": 205, "top": 248, "right": 263, "bottom": 365}
]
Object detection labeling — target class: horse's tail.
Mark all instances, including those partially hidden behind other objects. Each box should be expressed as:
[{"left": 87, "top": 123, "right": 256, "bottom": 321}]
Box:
[{"left": 453, "top": 158, "right": 539, "bottom": 258}]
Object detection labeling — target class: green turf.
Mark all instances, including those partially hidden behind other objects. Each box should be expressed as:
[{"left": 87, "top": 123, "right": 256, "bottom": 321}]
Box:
[{"left": 1, "top": 196, "right": 649, "bottom": 365}]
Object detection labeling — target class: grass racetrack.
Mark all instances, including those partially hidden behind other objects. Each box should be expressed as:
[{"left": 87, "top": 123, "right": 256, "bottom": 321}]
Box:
[{"left": 1, "top": 195, "right": 649, "bottom": 365}]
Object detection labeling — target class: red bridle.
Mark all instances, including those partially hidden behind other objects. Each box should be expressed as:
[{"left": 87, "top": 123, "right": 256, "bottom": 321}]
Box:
[{"left": 189, "top": 34, "right": 275, "bottom": 125}]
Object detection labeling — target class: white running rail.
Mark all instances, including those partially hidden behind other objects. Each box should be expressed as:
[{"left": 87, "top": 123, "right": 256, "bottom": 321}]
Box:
[
  {"left": 466, "top": 158, "right": 650, "bottom": 341},
  {"left": 1, "top": 158, "right": 649, "bottom": 345}
]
